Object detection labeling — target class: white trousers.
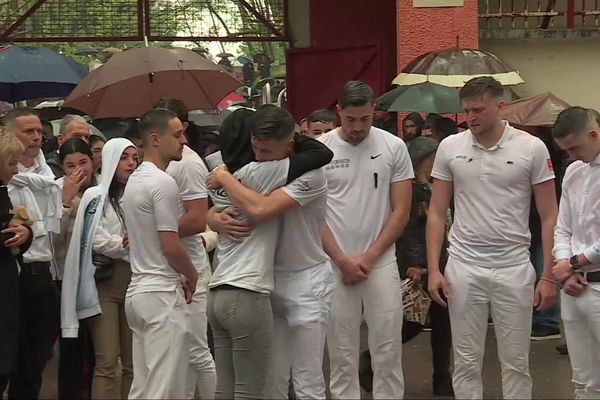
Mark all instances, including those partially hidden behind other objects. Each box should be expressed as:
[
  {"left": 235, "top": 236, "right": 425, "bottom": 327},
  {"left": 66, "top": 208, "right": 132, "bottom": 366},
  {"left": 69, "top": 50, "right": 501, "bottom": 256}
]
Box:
[
  {"left": 185, "top": 271, "right": 217, "bottom": 399},
  {"left": 269, "top": 262, "right": 335, "bottom": 400},
  {"left": 125, "top": 289, "right": 189, "bottom": 399},
  {"left": 327, "top": 261, "right": 404, "bottom": 399},
  {"left": 561, "top": 283, "right": 600, "bottom": 399},
  {"left": 445, "top": 257, "right": 536, "bottom": 400}
]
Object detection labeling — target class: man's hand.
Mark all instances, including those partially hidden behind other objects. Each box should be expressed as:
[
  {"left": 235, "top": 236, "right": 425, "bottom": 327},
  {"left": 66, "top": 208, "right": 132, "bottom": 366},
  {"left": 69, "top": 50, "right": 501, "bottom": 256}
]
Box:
[
  {"left": 563, "top": 273, "right": 588, "bottom": 297},
  {"left": 63, "top": 167, "right": 86, "bottom": 206},
  {"left": 553, "top": 259, "right": 573, "bottom": 283},
  {"left": 407, "top": 267, "right": 424, "bottom": 283},
  {"left": 337, "top": 256, "right": 369, "bottom": 285},
  {"left": 2, "top": 223, "right": 31, "bottom": 248},
  {"left": 207, "top": 166, "right": 229, "bottom": 190},
  {"left": 534, "top": 278, "right": 557, "bottom": 311},
  {"left": 428, "top": 270, "right": 449, "bottom": 307},
  {"left": 354, "top": 250, "right": 379, "bottom": 275},
  {"left": 181, "top": 271, "right": 198, "bottom": 304},
  {"left": 212, "top": 208, "right": 252, "bottom": 242}
]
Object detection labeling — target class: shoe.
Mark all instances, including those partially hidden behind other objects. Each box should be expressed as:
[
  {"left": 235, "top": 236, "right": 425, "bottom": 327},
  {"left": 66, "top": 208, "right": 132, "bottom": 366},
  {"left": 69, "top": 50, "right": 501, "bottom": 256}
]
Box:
[
  {"left": 555, "top": 343, "right": 569, "bottom": 355},
  {"left": 531, "top": 326, "right": 561, "bottom": 341},
  {"left": 433, "top": 377, "right": 454, "bottom": 396},
  {"left": 422, "top": 315, "right": 432, "bottom": 332}
]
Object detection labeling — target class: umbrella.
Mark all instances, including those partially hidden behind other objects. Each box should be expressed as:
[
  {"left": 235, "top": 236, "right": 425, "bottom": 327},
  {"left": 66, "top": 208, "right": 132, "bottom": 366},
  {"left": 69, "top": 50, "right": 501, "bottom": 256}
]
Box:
[
  {"left": 393, "top": 48, "right": 524, "bottom": 88},
  {"left": 380, "top": 83, "right": 463, "bottom": 114},
  {"left": 500, "top": 93, "right": 571, "bottom": 127},
  {"left": 217, "top": 92, "right": 245, "bottom": 110},
  {"left": 0, "top": 45, "right": 88, "bottom": 102},
  {"left": 64, "top": 46, "right": 242, "bottom": 119}
]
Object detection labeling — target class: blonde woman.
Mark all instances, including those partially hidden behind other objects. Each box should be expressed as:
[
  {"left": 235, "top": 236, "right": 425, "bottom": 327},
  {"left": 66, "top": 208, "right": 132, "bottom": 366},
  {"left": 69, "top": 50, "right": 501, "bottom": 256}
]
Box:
[{"left": 0, "top": 130, "right": 33, "bottom": 394}]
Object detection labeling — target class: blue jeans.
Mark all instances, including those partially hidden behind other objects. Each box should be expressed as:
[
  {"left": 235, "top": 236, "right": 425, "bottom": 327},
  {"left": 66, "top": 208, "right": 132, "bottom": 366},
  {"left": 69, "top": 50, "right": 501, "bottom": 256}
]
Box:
[{"left": 531, "top": 242, "right": 560, "bottom": 330}]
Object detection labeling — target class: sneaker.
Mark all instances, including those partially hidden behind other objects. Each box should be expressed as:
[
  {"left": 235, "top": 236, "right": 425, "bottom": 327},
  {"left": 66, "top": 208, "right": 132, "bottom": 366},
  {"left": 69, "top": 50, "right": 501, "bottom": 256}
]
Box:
[
  {"left": 555, "top": 343, "right": 569, "bottom": 355},
  {"left": 531, "top": 326, "right": 561, "bottom": 341}
]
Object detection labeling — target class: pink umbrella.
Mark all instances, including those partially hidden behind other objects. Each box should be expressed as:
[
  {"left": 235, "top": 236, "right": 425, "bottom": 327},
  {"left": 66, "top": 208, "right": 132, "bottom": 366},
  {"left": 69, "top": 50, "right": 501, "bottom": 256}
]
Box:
[{"left": 217, "top": 92, "right": 245, "bottom": 110}]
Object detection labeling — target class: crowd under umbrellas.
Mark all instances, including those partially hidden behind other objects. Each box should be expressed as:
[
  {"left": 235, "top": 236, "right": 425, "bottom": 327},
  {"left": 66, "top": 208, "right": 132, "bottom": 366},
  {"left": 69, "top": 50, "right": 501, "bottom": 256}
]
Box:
[{"left": 0, "top": 42, "right": 591, "bottom": 400}]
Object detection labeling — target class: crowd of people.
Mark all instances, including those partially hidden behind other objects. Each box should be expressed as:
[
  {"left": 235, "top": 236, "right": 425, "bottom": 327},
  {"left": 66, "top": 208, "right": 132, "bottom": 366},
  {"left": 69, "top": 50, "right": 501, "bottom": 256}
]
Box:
[{"left": 0, "top": 75, "right": 599, "bottom": 400}]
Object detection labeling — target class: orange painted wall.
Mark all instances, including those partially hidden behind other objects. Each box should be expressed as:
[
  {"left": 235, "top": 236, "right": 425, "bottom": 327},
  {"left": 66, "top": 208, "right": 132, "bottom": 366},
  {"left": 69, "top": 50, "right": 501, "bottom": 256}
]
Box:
[{"left": 396, "top": 0, "right": 480, "bottom": 70}]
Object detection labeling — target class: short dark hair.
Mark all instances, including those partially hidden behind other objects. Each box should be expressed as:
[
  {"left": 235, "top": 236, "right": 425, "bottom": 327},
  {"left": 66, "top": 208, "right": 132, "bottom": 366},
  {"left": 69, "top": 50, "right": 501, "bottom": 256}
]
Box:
[
  {"left": 459, "top": 76, "right": 504, "bottom": 101},
  {"left": 307, "top": 109, "right": 337, "bottom": 126},
  {"left": 59, "top": 138, "right": 93, "bottom": 164},
  {"left": 89, "top": 135, "right": 106, "bottom": 147},
  {"left": 154, "top": 97, "right": 189, "bottom": 123},
  {"left": 138, "top": 108, "right": 178, "bottom": 146},
  {"left": 553, "top": 106, "right": 600, "bottom": 139},
  {"left": 338, "top": 81, "right": 374, "bottom": 109},
  {"left": 251, "top": 105, "right": 295, "bottom": 141},
  {"left": 433, "top": 117, "right": 459, "bottom": 139},
  {"left": 2, "top": 107, "right": 39, "bottom": 127},
  {"left": 122, "top": 120, "right": 141, "bottom": 141}
]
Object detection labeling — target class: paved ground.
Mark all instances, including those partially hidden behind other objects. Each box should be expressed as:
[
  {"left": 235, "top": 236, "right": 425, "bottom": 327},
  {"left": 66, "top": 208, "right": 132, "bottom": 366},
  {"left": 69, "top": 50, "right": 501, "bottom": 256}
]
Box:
[{"left": 38, "top": 326, "right": 573, "bottom": 399}]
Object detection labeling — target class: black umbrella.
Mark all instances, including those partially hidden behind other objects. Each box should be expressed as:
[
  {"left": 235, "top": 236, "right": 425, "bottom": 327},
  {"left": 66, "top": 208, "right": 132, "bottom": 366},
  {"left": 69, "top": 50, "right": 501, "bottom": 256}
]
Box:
[{"left": 0, "top": 45, "right": 88, "bottom": 102}]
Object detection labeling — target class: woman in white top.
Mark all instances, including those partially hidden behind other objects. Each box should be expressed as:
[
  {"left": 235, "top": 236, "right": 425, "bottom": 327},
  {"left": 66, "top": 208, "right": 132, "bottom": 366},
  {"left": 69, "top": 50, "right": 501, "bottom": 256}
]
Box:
[{"left": 62, "top": 138, "right": 139, "bottom": 399}]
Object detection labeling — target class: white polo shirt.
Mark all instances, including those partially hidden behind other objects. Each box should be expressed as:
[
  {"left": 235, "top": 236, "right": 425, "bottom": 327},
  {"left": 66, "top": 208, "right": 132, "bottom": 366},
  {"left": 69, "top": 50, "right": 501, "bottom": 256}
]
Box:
[
  {"left": 274, "top": 168, "right": 330, "bottom": 272},
  {"left": 166, "top": 145, "right": 211, "bottom": 273},
  {"left": 320, "top": 127, "right": 414, "bottom": 268},
  {"left": 123, "top": 162, "right": 181, "bottom": 296},
  {"left": 431, "top": 123, "right": 555, "bottom": 267}
]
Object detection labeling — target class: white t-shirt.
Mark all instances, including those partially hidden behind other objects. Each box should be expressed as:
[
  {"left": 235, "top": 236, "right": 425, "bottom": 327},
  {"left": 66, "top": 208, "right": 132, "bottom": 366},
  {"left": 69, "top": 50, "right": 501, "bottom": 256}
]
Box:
[
  {"left": 209, "top": 159, "right": 290, "bottom": 294},
  {"left": 320, "top": 127, "right": 414, "bottom": 267},
  {"left": 274, "top": 168, "right": 330, "bottom": 272},
  {"left": 166, "top": 145, "right": 210, "bottom": 273},
  {"left": 431, "top": 123, "right": 555, "bottom": 267},
  {"left": 123, "top": 162, "right": 181, "bottom": 296}
]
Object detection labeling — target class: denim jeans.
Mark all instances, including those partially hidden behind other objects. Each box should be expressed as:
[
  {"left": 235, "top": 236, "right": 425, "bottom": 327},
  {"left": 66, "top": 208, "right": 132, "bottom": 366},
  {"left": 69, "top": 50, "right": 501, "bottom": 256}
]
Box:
[
  {"left": 531, "top": 242, "right": 561, "bottom": 330},
  {"left": 207, "top": 286, "right": 274, "bottom": 399}
]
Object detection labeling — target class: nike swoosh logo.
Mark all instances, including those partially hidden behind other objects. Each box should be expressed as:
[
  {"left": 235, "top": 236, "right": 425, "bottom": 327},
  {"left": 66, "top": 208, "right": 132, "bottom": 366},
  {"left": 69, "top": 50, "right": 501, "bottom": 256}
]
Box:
[{"left": 370, "top": 154, "right": 382, "bottom": 159}]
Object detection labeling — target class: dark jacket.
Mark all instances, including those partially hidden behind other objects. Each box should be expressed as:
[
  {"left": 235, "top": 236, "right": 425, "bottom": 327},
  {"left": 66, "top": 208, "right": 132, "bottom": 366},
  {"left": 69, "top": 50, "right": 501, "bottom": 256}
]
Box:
[
  {"left": 45, "top": 150, "right": 64, "bottom": 178},
  {"left": 0, "top": 185, "right": 32, "bottom": 375},
  {"left": 396, "top": 181, "right": 449, "bottom": 279}
]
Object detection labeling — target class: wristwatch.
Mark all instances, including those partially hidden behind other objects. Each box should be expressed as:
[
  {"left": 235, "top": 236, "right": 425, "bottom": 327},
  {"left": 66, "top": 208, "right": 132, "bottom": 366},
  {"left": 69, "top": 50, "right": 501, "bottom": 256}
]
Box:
[{"left": 569, "top": 255, "right": 581, "bottom": 271}]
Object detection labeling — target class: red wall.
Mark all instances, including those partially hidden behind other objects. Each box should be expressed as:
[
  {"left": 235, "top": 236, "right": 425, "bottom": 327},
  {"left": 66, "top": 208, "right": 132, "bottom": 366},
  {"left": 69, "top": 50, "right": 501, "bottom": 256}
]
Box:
[
  {"left": 309, "top": 0, "right": 398, "bottom": 93},
  {"left": 396, "top": 0, "right": 479, "bottom": 70}
]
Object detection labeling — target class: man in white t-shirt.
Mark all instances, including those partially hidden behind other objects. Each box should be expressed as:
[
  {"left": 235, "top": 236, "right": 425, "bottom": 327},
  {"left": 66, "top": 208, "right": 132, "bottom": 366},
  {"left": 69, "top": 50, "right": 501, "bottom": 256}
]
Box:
[
  {"left": 427, "top": 77, "right": 558, "bottom": 399},
  {"left": 122, "top": 108, "right": 198, "bottom": 399},
  {"left": 158, "top": 98, "right": 216, "bottom": 399},
  {"left": 207, "top": 147, "right": 333, "bottom": 398},
  {"left": 320, "top": 81, "right": 414, "bottom": 399},
  {"left": 206, "top": 106, "right": 333, "bottom": 399},
  {"left": 551, "top": 107, "right": 600, "bottom": 399}
]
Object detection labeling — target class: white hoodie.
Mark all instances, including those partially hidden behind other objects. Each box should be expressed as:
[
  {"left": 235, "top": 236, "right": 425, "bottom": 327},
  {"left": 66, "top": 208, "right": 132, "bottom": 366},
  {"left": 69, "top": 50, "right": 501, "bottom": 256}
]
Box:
[{"left": 61, "top": 138, "right": 135, "bottom": 338}]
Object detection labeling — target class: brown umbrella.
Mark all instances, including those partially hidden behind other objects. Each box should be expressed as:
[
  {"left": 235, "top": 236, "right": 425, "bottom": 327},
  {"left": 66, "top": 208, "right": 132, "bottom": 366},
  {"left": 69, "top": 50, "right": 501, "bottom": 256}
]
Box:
[
  {"left": 64, "top": 47, "right": 242, "bottom": 119},
  {"left": 499, "top": 93, "right": 571, "bottom": 127},
  {"left": 393, "top": 48, "right": 524, "bottom": 88}
]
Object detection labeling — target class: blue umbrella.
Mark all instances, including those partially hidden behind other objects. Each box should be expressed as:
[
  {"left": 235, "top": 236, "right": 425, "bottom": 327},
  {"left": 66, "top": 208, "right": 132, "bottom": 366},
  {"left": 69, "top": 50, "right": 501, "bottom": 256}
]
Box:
[{"left": 0, "top": 45, "right": 88, "bottom": 102}]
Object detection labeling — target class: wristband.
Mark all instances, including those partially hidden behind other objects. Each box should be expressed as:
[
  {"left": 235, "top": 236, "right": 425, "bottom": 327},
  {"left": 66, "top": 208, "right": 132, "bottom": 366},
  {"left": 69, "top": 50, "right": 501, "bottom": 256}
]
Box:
[{"left": 540, "top": 276, "right": 557, "bottom": 284}]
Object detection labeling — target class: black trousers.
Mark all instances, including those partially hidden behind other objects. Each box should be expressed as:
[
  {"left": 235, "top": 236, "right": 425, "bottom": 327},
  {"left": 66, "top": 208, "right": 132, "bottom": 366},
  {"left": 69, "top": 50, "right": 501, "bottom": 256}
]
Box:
[
  {"left": 6, "top": 264, "right": 59, "bottom": 399},
  {"left": 56, "top": 278, "right": 94, "bottom": 400},
  {"left": 403, "top": 301, "right": 452, "bottom": 379}
]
